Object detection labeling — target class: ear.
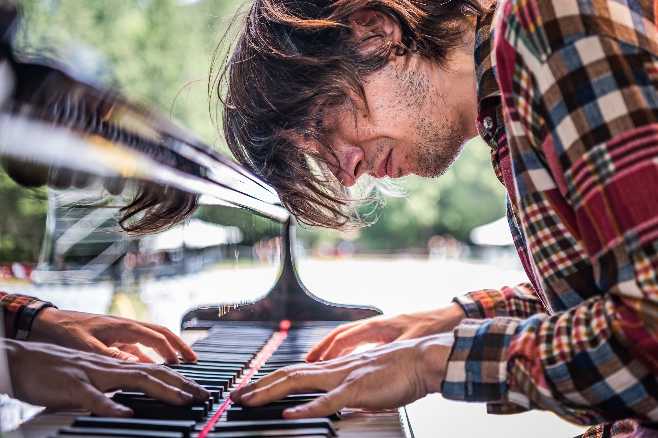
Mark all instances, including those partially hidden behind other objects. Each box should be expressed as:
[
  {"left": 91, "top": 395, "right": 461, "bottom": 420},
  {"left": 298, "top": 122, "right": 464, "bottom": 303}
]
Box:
[{"left": 347, "top": 8, "right": 403, "bottom": 52}]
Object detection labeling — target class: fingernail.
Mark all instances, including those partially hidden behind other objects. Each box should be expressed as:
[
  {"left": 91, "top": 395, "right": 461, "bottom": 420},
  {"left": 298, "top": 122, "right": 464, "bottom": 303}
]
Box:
[
  {"left": 179, "top": 390, "right": 194, "bottom": 402},
  {"left": 197, "top": 387, "right": 210, "bottom": 400},
  {"left": 283, "top": 407, "right": 298, "bottom": 418},
  {"left": 116, "top": 406, "right": 133, "bottom": 417}
]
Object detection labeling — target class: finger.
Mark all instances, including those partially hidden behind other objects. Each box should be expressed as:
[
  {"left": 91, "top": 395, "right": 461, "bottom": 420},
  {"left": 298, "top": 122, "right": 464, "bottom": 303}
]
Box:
[
  {"left": 114, "top": 343, "right": 154, "bottom": 363},
  {"left": 306, "top": 322, "right": 359, "bottom": 362},
  {"left": 232, "top": 367, "right": 296, "bottom": 401},
  {"left": 126, "top": 365, "right": 210, "bottom": 401},
  {"left": 99, "top": 368, "right": 197, "bottom": 405},
  {"left": 140, "top": 322, "right": 197, "bottom": 363},
  {"left": 107, "top": 346, "right": 140, "bottom": 362},
  {"left": 85, "top": 337, "right": 139, "bottom": 362},
  {"left": 283, "top": 385, "right": 351, "bottom": 419},
  {"left": 318, "top": 324, "right": 382, "bottom": 362},
  {"left": 238, "top": 370, "right": 332, "bottom": 407},
  {"left": 110, "top": 323, "right": 180, "bottom": 364},
  {"left": 79, "top": 382, "right": 133, "bottom": 417}
]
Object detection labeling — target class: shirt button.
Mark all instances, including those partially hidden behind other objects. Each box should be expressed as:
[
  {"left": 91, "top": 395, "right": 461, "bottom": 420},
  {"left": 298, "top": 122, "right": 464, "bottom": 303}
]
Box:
[{"left": 483, "top": 116, "right": 494, "bottom": 131}]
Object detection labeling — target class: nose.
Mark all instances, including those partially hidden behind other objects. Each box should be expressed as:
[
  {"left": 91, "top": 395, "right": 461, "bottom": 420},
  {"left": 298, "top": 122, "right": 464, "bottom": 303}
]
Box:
[{"left": 334, "top": 144, "right": 364, "bottom": 187}]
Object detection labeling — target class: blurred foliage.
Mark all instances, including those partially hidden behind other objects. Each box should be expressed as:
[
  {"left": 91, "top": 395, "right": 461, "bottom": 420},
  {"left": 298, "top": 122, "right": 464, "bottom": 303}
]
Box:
[
  {"left": 17, "top": 0, "right": 241, "bottom": 144},
  {"left": 0, "top": 0, "right": 506, "bottom": 263},
  {"left": 0, "top": 171, "right": 48, "bottom": 263}
]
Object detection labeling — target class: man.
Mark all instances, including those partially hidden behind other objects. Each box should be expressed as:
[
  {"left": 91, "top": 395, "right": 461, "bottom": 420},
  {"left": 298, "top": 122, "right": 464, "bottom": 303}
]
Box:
[
  {"left": 220, "top": 0, "right": 658, "bottom": 436},
  {"left": 1, "top": 291, "right": 209, "bottom": 416}
]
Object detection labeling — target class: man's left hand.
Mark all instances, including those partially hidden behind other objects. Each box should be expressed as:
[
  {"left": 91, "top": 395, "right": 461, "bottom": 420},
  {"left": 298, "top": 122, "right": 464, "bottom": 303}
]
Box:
[
  {"left": 29, "top": 308, "right": 197, "bottom": 364},
  {"left": 231, "top": 333, "right": 454, "bottom": 419}
]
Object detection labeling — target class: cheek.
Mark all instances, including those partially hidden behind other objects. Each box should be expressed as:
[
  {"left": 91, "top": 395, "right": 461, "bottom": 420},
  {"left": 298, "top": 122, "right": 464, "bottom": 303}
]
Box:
[{"left": 363, "top": 66, "right": 433, "bottom": 134}]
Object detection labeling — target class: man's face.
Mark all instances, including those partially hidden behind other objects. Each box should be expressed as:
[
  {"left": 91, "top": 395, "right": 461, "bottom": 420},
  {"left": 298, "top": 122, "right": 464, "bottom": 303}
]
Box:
[{"left": 299, "top": 12, "right": 478, "bottom": 187}]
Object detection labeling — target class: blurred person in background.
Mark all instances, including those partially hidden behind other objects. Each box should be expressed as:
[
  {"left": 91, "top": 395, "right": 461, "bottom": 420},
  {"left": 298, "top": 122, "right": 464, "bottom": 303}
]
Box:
[{"left": 222, "top": 0, "right": 658, "bottom": 436}]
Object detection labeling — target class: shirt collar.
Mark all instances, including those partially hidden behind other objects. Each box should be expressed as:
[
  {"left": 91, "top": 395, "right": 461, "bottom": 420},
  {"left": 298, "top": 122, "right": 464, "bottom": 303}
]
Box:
[
  {"left": 474, "top": 2, "right": 499, "bottom": 105},
  {"left": 474, "top": 2, "right": 503, "bottom": 150}
]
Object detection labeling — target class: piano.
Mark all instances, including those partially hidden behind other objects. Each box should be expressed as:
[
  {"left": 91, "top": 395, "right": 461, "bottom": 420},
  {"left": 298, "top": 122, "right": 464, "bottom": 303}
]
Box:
[{"left": 0, "top": 2, "right": 413, "bottom": 437}]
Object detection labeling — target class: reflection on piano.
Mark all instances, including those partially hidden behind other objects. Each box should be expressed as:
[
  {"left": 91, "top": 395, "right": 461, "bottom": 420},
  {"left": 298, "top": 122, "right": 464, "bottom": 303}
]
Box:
[{"left": 0, "top": 2, "right": 413, "bottom": 437}]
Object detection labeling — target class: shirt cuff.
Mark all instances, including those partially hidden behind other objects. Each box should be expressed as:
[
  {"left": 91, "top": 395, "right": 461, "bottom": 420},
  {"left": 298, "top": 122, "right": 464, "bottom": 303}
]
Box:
[
  {"left": 1, "top": 294, "right": 56, "bottom": 339},
  {"left": 441, "top": 317, "right": 522, "bottom": 403},
  {"left": 453, "top": 289, "right": 505, "bottom": 319}
]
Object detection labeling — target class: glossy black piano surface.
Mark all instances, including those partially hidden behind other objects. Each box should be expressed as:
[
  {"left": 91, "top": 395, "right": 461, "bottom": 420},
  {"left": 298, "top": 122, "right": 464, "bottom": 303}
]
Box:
[{"left": 0, "top": 3, "right": 412, "bottom": 437}]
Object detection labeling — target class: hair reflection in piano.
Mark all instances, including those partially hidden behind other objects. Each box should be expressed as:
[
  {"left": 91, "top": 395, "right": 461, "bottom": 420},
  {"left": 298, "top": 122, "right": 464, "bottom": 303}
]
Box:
[{"left": 0, "top": 1, "right": 413, "bottom": 437}]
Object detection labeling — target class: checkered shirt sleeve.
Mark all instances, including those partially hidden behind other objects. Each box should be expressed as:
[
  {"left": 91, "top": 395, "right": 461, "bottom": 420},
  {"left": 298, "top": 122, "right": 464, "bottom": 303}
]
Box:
[
  {"left": 0, "top": 291, "right": 55, "bottom": 339},
  {"left": 454, "top": 282, "right": 546, "bottom": 319},
  {"left": 442, "top": 0, "right": 658, "bottom": 426}
]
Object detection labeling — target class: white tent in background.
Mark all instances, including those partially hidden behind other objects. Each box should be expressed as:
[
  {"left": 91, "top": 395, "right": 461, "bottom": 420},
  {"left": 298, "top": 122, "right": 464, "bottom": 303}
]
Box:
[
  {"left": 470, "top": 217, "right": 513, "bottom": 246},
  {"left": 145, "top": 219, "right": 243, "bottom": 252}
]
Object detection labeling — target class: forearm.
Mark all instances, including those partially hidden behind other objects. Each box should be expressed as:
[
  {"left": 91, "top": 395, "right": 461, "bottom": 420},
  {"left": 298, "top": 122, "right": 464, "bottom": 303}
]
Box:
[{"left": 416, "top": 304, "right": 466, "bottom": 334}]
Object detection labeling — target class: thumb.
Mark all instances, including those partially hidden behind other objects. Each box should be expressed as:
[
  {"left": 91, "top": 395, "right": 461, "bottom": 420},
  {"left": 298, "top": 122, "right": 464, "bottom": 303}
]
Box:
[
  {"left": 283, "top": 384, "right": 350, "bottom": 419},
  {"left": 86, "top": 337, "right": 138, "bottom": 362},
  {"left": 80, "top": 383, "right": 133, "bottom": 417},
  {"left": 107, "top": 346, "right": 139, "bottom": 362}
]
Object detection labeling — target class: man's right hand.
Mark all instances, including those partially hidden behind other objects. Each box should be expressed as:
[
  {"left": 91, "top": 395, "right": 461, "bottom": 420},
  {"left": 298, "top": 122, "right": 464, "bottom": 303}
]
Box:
[
  {"left": 306, "top": 303, "right": 465, "bottom": 362},
  {"left": 4, "top": 338, "right": 209, "bottom": 417}
]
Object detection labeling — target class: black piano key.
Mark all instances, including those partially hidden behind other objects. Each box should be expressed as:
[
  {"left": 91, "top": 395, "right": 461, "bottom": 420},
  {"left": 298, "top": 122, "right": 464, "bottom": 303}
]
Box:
[
  {"left": 176, "top": 371, "right": 237, "bottom": 385},
  {"left": 128, "top": 405, "right": 205, "bottom": 422},
  {"left": 110, "top": 398, "right": 208, "bottom": 421},
  {"left": 167, "top": 364, "right": 243, "bottom": 374},
  {"left": 200, "top": 386, "right": 223, "bottom": 401},
  {"left": 198, "top": 419, "right": 336, "bottom": 436},
  {"left": 206, "top": 428, "right": 330, "bottom": 437},
  {"left": 227, "top": 405, "right": 340, "bottom": 422},
  {"left": 72, "top": 418, "right": 194, "bottom": 438},
  {"left": 187, "top": 377, "right": 231, "bottom": 389},
  {"left": 113, "top": 392, "right": 213, "bottom": 410},
  {"left": 56, "top": 427, "right": 183, "bottom": 438}
]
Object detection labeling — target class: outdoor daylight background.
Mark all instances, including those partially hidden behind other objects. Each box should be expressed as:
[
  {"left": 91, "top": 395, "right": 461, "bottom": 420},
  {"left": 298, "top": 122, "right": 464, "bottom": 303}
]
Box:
[{"left": 0, "top": 1, "right": 583, "bottom": 437}]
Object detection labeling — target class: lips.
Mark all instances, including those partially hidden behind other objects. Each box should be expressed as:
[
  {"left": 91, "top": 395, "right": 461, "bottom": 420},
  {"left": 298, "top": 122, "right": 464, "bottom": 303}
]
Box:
[
  {"left": 372, "top": 150, "right": 391, "bottom": 178},
  {"left": 385, "top": 150, "right": 394, "bottom": 177}
]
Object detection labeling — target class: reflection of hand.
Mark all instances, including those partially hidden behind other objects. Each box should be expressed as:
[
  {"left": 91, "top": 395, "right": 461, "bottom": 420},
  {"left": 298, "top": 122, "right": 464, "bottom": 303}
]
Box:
[
  {"left": 306, "top": 304, "right": 464, "bottom": 362},
  {"left": 5, "top": 339, "right": 209, "bottom": 417},
  {"left": 29, "top": 308, "right": 197, "bottom": 364},
  {"left": 232, "top": 334, "right": 454, "bottom": 419}
]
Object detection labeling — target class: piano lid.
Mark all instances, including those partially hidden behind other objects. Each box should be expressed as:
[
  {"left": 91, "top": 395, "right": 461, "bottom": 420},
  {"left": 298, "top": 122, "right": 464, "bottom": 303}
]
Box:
[
  {"left": 0, "top": 2, "right": 381, "bottom": 325},
  {"left": 0, "top": 2, "right": 289, "bottom": 224}
]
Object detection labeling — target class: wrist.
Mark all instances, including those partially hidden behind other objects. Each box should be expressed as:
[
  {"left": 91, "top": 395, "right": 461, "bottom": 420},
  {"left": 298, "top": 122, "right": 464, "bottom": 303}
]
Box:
[
  {"left": 28, "top": 307, "right": 59, "bottom": 342},
  {"left": 433, "top": 303, "right": 465, "bottom": 330},
  {"left": 416, "top": 333, "right": 454, "bottom": 394},
  {"left": 448, "top": 303, "right": 466, "bottom": 323}
]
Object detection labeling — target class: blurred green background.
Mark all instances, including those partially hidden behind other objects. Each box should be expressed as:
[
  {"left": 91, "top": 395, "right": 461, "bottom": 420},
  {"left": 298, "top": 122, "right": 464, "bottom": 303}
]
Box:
[{"left": 1, "top": 0, "right": 506, "bottom": 262}]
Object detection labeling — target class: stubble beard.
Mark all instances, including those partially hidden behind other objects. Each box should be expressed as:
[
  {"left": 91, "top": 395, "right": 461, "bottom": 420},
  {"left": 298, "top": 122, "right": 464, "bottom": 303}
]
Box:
[
  {"left": 408, "top": 110, "right": 466, "bottom": 178},
  {"left": 395, "top": 65, "right": 467, "bottom": 178}
]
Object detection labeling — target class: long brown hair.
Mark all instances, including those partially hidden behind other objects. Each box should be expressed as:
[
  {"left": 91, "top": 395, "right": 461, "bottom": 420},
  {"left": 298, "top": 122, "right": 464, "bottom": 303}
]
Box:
[{"left": 214, "top": 0, "right": 480, "bottom": 229}]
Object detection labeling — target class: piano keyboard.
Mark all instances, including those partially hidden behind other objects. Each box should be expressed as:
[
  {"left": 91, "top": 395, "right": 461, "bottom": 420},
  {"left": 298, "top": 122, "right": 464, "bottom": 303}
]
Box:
[{"left": 16, "top": 322, "right": 412, "bottom": 438}]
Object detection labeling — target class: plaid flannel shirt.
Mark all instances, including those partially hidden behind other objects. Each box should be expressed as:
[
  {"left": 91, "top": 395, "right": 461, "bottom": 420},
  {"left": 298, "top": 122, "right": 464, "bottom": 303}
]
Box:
[
  {"left": 0, "top": 291, "right": 54, "bottom": 339},
  {"left": 442, "top": 1, "right": 658, "bottom": 436}
]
